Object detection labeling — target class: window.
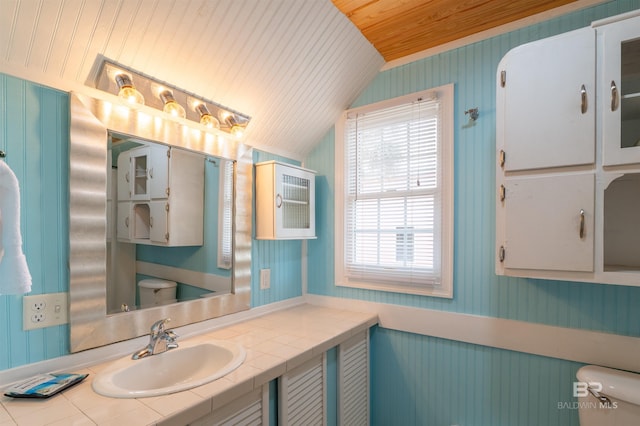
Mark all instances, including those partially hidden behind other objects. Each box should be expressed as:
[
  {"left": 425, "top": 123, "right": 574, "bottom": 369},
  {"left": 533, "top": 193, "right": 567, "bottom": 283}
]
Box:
[{"left": 335, "top": 84, "right": 454, "bottom": 297}]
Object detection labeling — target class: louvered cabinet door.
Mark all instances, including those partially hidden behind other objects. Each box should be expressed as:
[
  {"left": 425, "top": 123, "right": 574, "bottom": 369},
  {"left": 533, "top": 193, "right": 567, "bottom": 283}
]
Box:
[
  {"left": 338, "top": 331, "right": 369, "bottom": 426},
  {"left": 279, "top": 354, "right": 326, "bottom": 426},
  {"left": 191, "top": 385, "right": 269, "bottom": 426}
]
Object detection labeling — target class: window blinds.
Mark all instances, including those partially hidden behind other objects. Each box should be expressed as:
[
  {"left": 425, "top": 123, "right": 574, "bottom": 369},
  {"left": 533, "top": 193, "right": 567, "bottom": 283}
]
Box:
[{"left": 344, "top": 98, "right": 442, "bottom": 287}]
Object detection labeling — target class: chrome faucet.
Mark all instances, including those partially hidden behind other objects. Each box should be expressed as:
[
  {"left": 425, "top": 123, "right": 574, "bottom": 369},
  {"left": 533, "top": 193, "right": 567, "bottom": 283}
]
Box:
[{"left": 132, "top": 318, "right": 179, "bottom": 360}]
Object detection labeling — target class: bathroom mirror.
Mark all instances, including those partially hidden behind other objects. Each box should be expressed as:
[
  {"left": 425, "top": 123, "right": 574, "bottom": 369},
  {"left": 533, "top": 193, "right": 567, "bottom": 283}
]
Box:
[{"left": 69, "top": 91, "right": 252, "bottom": 352}]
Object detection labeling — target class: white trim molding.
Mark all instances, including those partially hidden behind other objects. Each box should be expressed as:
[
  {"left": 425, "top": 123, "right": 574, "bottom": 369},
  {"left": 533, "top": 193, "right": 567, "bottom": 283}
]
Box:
[{"left": 304, "top": 294, "right": 640, "bottom": 373}]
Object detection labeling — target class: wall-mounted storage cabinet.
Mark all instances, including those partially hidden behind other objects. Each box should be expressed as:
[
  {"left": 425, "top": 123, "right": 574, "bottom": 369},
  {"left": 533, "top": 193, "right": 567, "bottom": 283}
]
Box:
[
  {"left": 117, "top": 145, "right": 204, "bottom": 246},
  {"left": 255, "top": 161, "right": 316, "bottom": 240},
  {"left": 496, "top": 10, "right": 640, "bottom": 287}
]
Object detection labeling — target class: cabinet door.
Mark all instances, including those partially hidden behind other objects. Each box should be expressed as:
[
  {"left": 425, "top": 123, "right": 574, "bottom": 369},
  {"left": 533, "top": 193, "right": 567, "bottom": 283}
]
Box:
[
  {"left": 599, "top": 14, "right": 640, "bottom": 166},
  {"left": 149, "top": 144, "right": 169, "bottom": 199},
  {"left": 116, "top": 151, "right": 131, "bottom": 200},
  {"left": 116, "top": 202, "right": 132, "bottom": 241},
  {"left": 498, "top": 27, "right": 595, "bottom": 171},
  {"left": 130, "top": 147, "right": 151, "bottom": 200},
  {"left": 274, "top": 165, "right": 316, "bottom": 239},
  {"left": 149, "top": 201, "right": 168, "bottom": 244},
  {"left": 502, "top": 173, "right": 594, "bottom": 272}
]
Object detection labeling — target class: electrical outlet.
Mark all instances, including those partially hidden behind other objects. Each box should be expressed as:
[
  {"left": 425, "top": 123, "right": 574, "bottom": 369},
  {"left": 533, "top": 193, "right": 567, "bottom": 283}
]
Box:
[
  {"left": 31, "top": 312, "right": 46, "bottom": 323},
  {"left": 260, "top": 269, "right": 271, "bottom": 290},
  {"left": 31, "top": 301, "right": 46, "bottom": 311},
  {"left": 23, "top": 292, "right": 68, "bottom": 330}
]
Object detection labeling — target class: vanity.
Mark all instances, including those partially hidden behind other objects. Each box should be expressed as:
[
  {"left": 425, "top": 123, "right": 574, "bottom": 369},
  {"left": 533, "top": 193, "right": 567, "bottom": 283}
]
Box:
[{"left": 0, "top": 304, "right": 377, "bottom": 425}]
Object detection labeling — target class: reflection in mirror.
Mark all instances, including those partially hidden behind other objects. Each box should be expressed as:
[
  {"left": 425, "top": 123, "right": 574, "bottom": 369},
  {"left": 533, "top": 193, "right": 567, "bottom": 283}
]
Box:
[
  {"left": 106, "top": 133, "right": 234, "bottom": 313},
  {"left": 69, "top": 92, "right": 251, "bottom": 352},
  {"left": 621, "top": 39, "right": 640, "bottom": 148}
]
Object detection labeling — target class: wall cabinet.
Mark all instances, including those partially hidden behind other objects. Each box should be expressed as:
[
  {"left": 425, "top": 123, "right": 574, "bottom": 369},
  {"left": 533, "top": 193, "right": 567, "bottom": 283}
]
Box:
[
  {"left": 255, "top": 161, "right": 316, "bottom": 240},
  {"left": 116, "top": 145, "right": 204, "bottom": 246},
  {"left": 496, "top": 10, "right": 640, "bottom": 287}
]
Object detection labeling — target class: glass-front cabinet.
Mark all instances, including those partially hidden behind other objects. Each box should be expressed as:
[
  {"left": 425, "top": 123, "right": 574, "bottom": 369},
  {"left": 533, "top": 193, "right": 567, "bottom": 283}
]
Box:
[
  {"left": 599, "top": 13, "right": 640, "bottom": 166},
  {"left": 255, "top": 161, "right": 316, "bottom": 240}
]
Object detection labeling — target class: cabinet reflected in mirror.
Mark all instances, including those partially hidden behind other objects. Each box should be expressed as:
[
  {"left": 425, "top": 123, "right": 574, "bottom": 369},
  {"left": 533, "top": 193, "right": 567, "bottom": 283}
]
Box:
[
  {"left": 106, "top": 133, "right": 234, "bottom": 313},
  {"left": 621, "top": 38, "right": 640, "bottom": 149}
]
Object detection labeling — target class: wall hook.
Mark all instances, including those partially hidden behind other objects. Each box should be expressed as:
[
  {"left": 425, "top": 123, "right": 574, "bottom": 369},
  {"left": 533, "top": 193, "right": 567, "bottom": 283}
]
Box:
[
  {"left": 0, "top": 150, "right": 6, "bottom": 158},
  {"left": 464, "top": 108, "right": 479, "bottom": 121}
]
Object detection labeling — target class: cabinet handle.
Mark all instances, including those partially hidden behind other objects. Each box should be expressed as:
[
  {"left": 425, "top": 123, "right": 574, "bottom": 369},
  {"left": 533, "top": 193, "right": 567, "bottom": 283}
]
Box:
[
  {"left": 580, "top": 84, "right": 588, "bottom": 114},
  {"left": 150, "top": 217, "right": 153, "bottom": 228},
  {"left": 125, "top": 171, "right": 130, "bottom": 183},
  {"left": 125, "top": 217, "right": 129, "bottom": 228},
  {"left": 499, "top": 246, "right": 506, "bottom": 263},
  {"left": 499, "top": 185, "right": 506, "bottom": 202},
  {"left": 499, "top": 150, "right": 506, "bottom": 168},
  {"left": 276, "top": 194, "right": 283, "bottom": 208},
  {"left": 148, "top": 167, "right": 153, "bottom": 178},
  {"left": 610, "top": 81, "right": 619, "bottom": 112},
  {"left": 579, "top": 209, "right": 585, "bottom": 239}
]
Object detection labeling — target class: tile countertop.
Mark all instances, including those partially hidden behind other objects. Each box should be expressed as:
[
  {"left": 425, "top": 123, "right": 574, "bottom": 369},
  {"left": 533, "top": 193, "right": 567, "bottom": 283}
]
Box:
[{"left": 0, "top": 304, "right": 378, "bottom": 426}]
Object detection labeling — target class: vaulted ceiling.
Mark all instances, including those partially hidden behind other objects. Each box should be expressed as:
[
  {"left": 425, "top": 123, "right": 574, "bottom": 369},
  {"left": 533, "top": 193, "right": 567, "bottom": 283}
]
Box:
[{"left": 0, "top": 0, "right": 603, "bottom": 159}]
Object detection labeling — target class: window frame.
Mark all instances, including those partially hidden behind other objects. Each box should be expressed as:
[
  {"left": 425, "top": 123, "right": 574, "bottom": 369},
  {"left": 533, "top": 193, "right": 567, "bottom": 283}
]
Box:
[{"left": 334, "top": 84, "right": 454, "bottom": 298}]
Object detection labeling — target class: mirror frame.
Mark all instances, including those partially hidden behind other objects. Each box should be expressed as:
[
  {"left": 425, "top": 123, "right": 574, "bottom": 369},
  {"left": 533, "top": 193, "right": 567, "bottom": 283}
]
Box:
[{"left": 69, "top": 92, "right": 252, "bottom": 352}]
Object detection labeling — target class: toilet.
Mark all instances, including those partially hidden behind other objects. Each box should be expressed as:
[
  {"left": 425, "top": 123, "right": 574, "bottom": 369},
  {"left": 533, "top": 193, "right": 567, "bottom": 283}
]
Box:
[
  {"left": 576, "top": 365, "right": 640, "bottom": 425},
  {"left": 138, "top": 278, "right": 177, "bottom": 308}
]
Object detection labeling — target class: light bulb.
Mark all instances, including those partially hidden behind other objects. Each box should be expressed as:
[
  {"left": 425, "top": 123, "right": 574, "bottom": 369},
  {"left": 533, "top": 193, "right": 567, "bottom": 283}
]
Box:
[
  {"left": 115, "top": 74, "right": 144, "bottom": 105},
  {"left": 159, "top": 90, "right": 186, "bottom": 119},
  {"left": 225, "top": 115, "right": 245, "bottom": 139},
  {"left": 200, "top": 114, "right": 220, "bottom": 128},
  {"left": 230, "top": 124, "right": 245, "bottom": 139},
  {"left": 195, "top": 103, "right": 220, "bottom": 129}
]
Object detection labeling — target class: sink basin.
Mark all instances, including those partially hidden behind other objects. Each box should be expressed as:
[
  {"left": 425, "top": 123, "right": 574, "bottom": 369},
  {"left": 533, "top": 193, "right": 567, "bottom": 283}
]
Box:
[{"left": 92, "top": 340, "right": 245, "bottom": 398}]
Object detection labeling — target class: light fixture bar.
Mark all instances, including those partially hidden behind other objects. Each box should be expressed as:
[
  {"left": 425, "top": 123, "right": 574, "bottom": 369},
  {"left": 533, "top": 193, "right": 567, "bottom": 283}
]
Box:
[{"left": 95, "top": 59, "right": 251, "bottom": 136}]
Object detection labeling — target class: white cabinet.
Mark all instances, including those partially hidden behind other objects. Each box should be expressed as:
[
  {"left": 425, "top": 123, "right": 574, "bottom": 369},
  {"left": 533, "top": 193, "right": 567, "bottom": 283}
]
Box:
[
  {"left": 255, "top": 161, "right": 316, "bottom": 240},
  {"left": 116, "top": 145, "right": 204, "bottom": 246},
  {"left": 498, "top": 27, "right": 595, "bottom": 172},
  {"left": 496, "top": 10, "right": 640, "bottom": 287}
]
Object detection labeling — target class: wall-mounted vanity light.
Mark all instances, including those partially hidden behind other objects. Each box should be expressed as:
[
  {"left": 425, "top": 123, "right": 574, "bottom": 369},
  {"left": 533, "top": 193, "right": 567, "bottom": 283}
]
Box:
[
  {"left": 115, "top": 73, "right": 145, "bottom": 105},
  {"left": 95, "top": 59, "right": 251, "bottom": 138}
]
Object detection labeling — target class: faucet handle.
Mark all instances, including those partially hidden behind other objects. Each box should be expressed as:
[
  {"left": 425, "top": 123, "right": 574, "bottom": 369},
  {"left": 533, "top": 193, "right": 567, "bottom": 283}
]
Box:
[{"left": 150, "top": 318, "right": 171, "bottom": 336}]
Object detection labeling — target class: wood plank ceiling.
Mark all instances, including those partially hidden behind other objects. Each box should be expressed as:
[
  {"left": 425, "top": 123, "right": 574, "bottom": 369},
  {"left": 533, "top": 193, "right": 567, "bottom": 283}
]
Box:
[{"left": 332, "top": 0, "right": 578, "bottom": 61}]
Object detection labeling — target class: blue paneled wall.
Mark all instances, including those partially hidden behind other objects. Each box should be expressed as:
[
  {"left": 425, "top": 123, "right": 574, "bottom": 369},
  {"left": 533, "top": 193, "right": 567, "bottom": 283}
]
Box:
[
  {"left": 305, "top": 1, "right": 640, "bottom": 425},
  {"left": 0, "top": 75, "right": 69, "bottom": 369}
]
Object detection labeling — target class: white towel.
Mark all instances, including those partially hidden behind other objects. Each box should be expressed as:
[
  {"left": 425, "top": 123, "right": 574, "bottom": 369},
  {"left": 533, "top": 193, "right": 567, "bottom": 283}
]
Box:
[{"left": 0, "top": 160, "right": 32, "bottom": 295}]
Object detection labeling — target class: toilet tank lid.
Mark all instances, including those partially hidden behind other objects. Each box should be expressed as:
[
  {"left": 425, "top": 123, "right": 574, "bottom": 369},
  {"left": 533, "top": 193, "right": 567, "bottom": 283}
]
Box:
[
  {"left": 577, "top": 365, "right": 640, "bottom": 405},
  {"left": 139, "top": 279, "right": 177, "bottom": 289}
]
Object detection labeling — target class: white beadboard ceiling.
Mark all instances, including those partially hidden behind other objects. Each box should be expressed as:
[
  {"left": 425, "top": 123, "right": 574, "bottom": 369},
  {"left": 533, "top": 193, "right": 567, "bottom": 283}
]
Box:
[{"left": 0, "top": 0, "right": 383, "bottom": 159}]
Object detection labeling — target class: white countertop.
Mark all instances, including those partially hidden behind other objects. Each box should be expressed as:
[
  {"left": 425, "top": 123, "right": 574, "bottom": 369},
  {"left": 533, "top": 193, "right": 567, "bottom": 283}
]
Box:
[{"left": 0, "top": 304, "right": 378, "bottom": 426}]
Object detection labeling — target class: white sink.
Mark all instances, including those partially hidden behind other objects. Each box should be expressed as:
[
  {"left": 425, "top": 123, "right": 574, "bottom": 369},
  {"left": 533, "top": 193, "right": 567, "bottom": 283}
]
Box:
[{"left": 92, "top": 340, "right": 245, "bottom": 398}]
